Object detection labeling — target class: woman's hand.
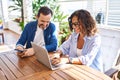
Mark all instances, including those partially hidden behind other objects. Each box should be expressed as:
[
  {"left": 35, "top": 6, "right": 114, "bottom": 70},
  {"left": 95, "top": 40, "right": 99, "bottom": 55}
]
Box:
[
  {"left": 70, "top": 57, "right": 82, "bottom": 65},
  {"left": 51, "top": 53, "right": 61, "bottom": 65},
  {"left": 51, "top": 57, "right": 61, "bottom": 65},
  {"left": 51, "top": 53, "right": 70, "bottom": 65}
]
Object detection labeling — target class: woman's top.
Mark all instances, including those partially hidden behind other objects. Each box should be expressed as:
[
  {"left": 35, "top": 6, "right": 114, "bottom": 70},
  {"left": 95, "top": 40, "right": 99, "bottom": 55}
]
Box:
[{"left": 59, "top": 32, "right": 103, "bottom": 72}]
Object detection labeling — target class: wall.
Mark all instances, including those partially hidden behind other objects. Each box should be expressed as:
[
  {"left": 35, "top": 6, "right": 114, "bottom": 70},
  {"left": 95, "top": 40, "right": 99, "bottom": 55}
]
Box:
[{"left": 8, "top": 21, "right": 22, "bottom": 34}]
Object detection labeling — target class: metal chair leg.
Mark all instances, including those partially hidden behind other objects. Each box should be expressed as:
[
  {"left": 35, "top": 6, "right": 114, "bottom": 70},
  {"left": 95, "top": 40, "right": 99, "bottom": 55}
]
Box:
[{"left": 0, "top": 33, "right": 4, "bottom": 43}]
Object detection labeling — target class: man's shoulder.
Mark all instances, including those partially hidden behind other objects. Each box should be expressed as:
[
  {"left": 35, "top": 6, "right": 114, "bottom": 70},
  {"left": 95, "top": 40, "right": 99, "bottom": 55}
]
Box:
[
  {"left": 25, "top": 20, "right": 37, "bottom": 28},
  {"left": 49, "top": 22, "right": 55, "bottom": 27},
  {"left": 47, "top": 22, "right": 56, "bottom": 29},
  {"left": 27, "top": 20, "right": 37, "bottom": 25}
]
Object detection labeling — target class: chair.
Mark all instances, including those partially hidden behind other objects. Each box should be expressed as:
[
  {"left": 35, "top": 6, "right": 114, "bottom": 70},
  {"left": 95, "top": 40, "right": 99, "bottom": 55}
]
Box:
[
  {"left": 104, "top": 68, "right": 118, "bottom": 77},
  {"left": 0, "top": 25, "right": 4, "bottom": 44},
  {"left": 115, "top": 52, "right": 120, "bottom": 66},
  {"left": 117, "top": 71, "right": 120, "bottom": 79},
  {"left": 99, "top": 28, "right": 120, "bottom": 77},
  {"left": 104, "top": 50, "right": 120, "bottom": 77},
  {"left": 99, "top": 28, "right": 120, "bottom": 72},
  {"left": 0, "top": 32, "right": 4, "bottom": 43}
]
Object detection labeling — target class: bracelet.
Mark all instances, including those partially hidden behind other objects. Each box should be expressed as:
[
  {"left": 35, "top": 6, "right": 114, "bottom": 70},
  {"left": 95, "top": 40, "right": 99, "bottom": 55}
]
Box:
[
  {"left": 53, "top": 54, "right": 60, "bottom": 58},
  {"left": 56, "top": 50, "right": 62, "bottom": 57},
  {"left": 69, "top": 57, "right": 73, "bottom": 64}
]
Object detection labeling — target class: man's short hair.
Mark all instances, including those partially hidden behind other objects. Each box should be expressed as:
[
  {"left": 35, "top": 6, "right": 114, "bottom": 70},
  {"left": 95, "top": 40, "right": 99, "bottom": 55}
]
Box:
[{"left": 37, "top": 6, "right": 53, "bottom": 17}]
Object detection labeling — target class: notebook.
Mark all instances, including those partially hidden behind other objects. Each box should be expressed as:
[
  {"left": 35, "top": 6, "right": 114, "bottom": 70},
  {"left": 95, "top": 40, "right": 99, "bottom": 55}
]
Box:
[{"left": 31, "top": 42, "right": 70, "bottom": 70}]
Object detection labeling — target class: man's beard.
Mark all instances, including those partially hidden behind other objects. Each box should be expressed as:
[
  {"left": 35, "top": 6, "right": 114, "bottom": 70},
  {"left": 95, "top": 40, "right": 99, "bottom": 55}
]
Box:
[{"left": 38, "top": 24, "right": 48, "bottom": 30}]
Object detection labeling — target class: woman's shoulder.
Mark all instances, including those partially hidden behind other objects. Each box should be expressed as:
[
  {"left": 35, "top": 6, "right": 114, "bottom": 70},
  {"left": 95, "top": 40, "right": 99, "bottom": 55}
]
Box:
[
  {"left": 67, "top": 32, "right": 79, "bottom": 40},
  {"left": 71, "top": 32, "right": 78, "bottom": 36},
  {"left": 94, "top": 33, "right": 101, "bottom": 38},
  {"left": 92, "top": 33, "right": 101, "bottom": 42},
  {"left": 85, "top": 33, "right": 101, "bottom": 41}
]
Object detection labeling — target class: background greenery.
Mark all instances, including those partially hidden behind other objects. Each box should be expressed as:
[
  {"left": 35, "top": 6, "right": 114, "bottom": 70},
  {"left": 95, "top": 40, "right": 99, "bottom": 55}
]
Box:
[{"left": 9, "top": 0, "right": 71, "bottom": 46}]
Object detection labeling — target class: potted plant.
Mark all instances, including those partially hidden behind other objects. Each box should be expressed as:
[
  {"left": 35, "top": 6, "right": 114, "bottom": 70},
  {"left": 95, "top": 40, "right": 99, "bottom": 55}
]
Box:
[{"left": 9, "top": 0, "right": 24, "bottom": 31}]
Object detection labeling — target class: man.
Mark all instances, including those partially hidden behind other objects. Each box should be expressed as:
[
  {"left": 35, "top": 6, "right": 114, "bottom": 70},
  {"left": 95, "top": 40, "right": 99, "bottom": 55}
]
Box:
[{"left": 16, "top": 6, "right": 58, "bottom": 57}]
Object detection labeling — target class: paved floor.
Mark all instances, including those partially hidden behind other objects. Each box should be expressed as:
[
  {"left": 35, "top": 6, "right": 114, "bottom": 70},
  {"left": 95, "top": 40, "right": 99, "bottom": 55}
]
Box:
[
  {"left": 1, "top": 29, "right": 20, "bottom": 45},
  {"left": 0, "top": 29, "right": 20, "bottom": 53}
]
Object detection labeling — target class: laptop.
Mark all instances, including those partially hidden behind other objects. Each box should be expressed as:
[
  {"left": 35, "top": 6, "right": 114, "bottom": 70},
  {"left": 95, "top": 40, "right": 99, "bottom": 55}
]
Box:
[{"left": 31, "top": 42, "right": 70, "bottom": 70}]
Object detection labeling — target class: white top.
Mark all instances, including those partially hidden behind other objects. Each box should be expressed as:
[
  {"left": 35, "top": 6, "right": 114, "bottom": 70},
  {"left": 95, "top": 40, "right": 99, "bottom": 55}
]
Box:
[
  {"left": 76, "top": 48, "right": 82, "bottom": 56},
  {"left": 33, "top": 25, "right": 45, "bottom": 47}
]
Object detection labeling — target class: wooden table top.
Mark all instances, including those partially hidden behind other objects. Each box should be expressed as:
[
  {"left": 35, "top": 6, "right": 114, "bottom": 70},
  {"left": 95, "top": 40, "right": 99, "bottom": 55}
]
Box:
[{"left": 0, "top": 51, "right": 112, "bottom": 80}]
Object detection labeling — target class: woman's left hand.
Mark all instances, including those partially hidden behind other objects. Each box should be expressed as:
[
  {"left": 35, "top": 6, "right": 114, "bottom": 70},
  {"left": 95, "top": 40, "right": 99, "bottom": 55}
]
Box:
[
  {"left": 71, "top": 58, "right": 82, "bottom": 65},
  {"left": 51, "top": 53, "right": 61, "bottom": 65},
  {"left": 51, "top": 57, "right": 61, "bottom": 65}
]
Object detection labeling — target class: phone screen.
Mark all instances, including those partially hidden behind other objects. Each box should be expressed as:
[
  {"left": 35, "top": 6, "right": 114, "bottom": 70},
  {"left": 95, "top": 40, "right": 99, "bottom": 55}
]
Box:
[{"left": 14, "top": 49, "right": 24, "bottom": 53}]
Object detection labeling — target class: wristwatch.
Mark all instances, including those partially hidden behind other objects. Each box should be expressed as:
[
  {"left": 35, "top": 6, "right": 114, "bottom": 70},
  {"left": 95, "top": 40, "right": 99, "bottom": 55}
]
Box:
[{"left": 69, "top": 57, "right": 73, "bottom": 64}]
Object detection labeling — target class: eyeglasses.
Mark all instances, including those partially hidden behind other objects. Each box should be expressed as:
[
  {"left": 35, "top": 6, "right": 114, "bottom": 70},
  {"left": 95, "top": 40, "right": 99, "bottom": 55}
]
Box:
[{"left": 71, "top": 22, "right": 80, "bottom": 27}]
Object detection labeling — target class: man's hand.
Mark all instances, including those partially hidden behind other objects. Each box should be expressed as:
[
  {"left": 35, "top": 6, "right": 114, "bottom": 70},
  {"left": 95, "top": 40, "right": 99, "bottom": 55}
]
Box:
[
  {"left": 21, "top": 48, "right": 35, "bottom": 57},
  {"left": 16, "top": 46, "right": 25, "bottom": 56}
]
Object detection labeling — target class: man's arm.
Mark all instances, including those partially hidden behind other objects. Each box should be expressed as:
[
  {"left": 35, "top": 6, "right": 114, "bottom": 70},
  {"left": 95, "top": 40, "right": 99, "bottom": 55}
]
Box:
[{"left": 45, "top": 23, "right": 58, "bottom": 52}]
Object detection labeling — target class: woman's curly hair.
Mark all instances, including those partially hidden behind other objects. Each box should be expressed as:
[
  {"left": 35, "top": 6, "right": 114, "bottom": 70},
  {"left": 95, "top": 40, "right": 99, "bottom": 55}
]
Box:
[{"left": 68, "top": 9, "right": 98, "bottom": 36}]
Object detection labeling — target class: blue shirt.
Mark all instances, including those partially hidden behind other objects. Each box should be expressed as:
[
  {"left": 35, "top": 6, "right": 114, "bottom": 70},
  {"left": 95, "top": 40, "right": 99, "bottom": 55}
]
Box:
[
  {"left": 59, "top": 32, "right": 103, "bottom": 72},
  {"left": 16, "top": 20, "right": 58, "bottom": 52}
]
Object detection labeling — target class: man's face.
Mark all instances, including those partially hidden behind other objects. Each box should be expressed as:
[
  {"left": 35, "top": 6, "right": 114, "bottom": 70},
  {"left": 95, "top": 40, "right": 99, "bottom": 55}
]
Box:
[{"left": 37, "top": 13, "right": 52, "bottom": 29}]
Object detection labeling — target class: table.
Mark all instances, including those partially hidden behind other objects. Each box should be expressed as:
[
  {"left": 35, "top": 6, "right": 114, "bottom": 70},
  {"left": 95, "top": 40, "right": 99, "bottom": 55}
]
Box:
[{"left": 0, "top": 51, "right": 112, "bottom": 80}]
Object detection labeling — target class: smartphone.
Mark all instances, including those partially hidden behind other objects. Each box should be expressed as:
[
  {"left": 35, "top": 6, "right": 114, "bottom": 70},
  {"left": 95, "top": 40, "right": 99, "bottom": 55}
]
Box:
[{"left": 14, "top": 49, "right": 24, "bottom": 53}]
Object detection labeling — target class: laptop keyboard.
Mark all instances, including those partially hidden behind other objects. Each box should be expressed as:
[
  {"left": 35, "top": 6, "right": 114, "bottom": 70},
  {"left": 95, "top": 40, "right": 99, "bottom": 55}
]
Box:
[
  {"left": 50, "top": 59, "right": 63, "bottom": 68},
  {"left": 52, "top": 64, "right": 60, "bottom": 67}
]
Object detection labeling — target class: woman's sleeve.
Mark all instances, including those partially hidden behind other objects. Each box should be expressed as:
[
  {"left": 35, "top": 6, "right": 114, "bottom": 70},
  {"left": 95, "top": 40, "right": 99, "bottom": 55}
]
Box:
[
  {"left": 59, "top": 35, "right": 72, "bottom": 55},
  {"left": 79, "top": 36, "right": 101, "bottom": 65}
]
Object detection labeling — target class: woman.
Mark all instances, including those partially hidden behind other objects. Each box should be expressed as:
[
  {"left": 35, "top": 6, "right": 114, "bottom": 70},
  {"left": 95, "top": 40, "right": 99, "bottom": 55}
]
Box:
[{"left": 51, "top": 9, "right": 103, "bottom": 72}]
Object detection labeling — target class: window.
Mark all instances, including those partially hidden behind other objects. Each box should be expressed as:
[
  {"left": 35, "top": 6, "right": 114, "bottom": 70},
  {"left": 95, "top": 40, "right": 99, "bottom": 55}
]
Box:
[
  {"left": 59, "top": 0, "right": 87, "bottom": 16},
  {"left": 59, "top": 0, "right": 120, "bottom": 28},
  {"left": 107, "top": 0, "right": 120, "bottom": 27}
]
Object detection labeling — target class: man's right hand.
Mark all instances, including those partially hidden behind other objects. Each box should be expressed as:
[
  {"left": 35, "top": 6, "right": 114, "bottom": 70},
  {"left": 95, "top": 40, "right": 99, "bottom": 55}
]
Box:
[
  {"left": 15, "top": 46, "right": 25, "bottom": 57},
  {"left": 21, "top": 48, "right": 35, "bottom": 57}
]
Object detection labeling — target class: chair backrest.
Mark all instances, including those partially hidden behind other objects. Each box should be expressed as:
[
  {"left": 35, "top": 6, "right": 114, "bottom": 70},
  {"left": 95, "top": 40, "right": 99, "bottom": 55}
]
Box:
[
  {"left": 99, "top": 28, "right": 120, "bottom": 72},
  {"left": 0, "top": 24, "right": 3, "bottom": 33},
  {"left": 114, "top": 50, "right": 120, "bottom": 66},
  {"left": 0, "top": 24, "right": 4, "bottom": 44}
]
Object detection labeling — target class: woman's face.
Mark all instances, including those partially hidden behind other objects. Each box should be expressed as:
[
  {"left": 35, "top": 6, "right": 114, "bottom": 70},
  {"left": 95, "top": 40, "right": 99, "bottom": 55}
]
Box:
[{"left": 71, "top": 16, "right": 81, "bottom": 33}]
